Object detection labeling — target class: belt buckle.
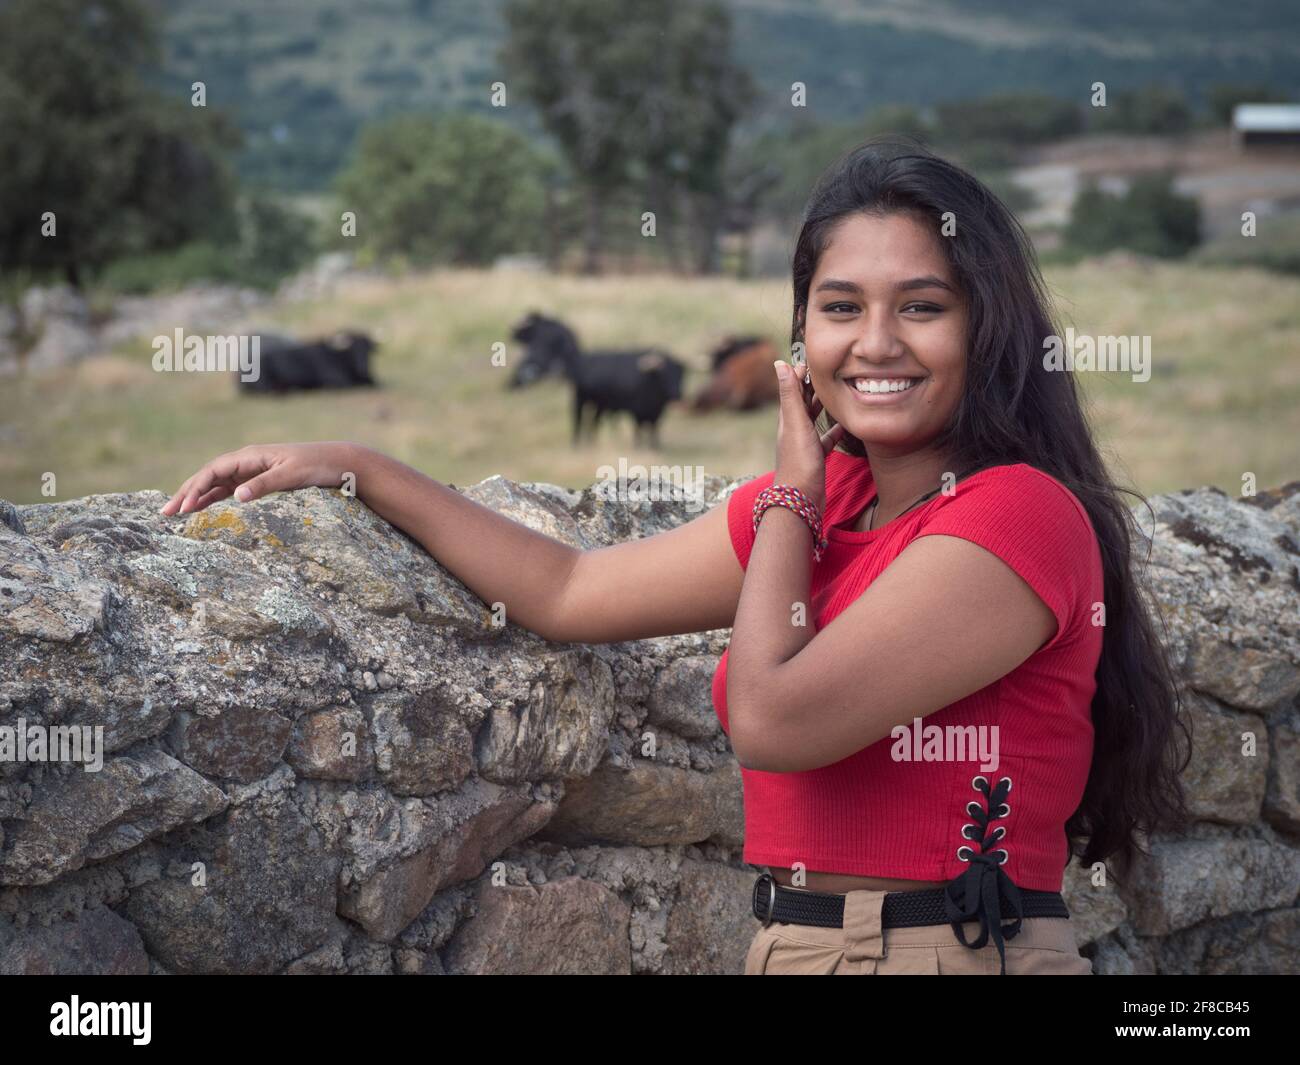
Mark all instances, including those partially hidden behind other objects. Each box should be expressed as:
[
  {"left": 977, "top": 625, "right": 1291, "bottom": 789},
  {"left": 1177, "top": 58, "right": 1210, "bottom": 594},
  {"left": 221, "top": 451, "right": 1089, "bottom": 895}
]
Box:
[{"left": 754, "top": 872, "right": 777, "bottom": 927}]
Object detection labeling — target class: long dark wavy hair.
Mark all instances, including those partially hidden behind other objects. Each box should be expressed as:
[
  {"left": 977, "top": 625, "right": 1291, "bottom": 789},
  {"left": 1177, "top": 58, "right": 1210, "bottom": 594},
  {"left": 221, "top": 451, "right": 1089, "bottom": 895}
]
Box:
[{"left": 792, "top": 135, "right": 1191, "bottom": 884}]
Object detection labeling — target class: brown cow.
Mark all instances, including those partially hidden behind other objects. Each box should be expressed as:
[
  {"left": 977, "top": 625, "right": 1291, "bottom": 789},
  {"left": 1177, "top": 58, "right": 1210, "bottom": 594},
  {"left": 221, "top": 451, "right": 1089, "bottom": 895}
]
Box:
[{"left": 689, "top": 336, "right": 784, "bottom": 412}]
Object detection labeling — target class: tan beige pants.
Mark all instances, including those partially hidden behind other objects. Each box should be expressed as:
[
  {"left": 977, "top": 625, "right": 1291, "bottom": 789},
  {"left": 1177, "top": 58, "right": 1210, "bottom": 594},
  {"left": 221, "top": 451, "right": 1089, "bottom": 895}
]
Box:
[{"left": 743, "top": 886, "right": 1093, "bottom": 975}]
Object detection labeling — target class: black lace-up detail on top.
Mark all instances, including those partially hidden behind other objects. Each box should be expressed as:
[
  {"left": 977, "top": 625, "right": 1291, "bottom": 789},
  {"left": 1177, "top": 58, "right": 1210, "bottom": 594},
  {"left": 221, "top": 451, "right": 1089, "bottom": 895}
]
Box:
[{"left": 943, "top": 775, "right": 1022, "bottom": 975}]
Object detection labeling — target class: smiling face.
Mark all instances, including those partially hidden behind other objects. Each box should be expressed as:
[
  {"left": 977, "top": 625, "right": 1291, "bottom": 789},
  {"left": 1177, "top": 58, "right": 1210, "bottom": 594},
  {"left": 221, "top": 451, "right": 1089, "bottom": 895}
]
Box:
[{"left": 800, "top": 210, "right": 969, "bottom": 459}]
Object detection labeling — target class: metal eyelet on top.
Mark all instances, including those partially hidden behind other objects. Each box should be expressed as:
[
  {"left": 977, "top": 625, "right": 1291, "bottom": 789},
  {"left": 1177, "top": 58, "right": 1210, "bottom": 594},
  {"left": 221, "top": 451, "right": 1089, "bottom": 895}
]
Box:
[
  {"left": 966, "top": 800, "right": 982, "bottom": 817},
  {"left": 961, "top": 823, "right": 978, "bottom": 839},
  {"left": 995, "top": 849, "right": 1009, "bottom": 865},
  {"left": 998, "top": 776, "right": 1012, "bottom": 793},
  {"left": 971, "top": 775, "right": 988, "bottom": 791},
  {"left": 990, "top": 826, "right": 1006, "bottom": 842},
  {"left": 997, "top": 803, "right": 1011, "bottom": 818},
  {"left": 956, "top": 846, "right": 973, "bottom": 862}
]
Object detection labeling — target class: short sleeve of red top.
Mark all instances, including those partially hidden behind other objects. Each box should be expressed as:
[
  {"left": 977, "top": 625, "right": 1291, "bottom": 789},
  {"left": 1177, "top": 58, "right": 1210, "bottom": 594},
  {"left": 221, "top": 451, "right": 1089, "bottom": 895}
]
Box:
[
  {"left": 910, "top": 464, "right": 1101, "bottom": 654},
  {"left": 714, "top": 452, "right": 1104, "bottom": 893}
]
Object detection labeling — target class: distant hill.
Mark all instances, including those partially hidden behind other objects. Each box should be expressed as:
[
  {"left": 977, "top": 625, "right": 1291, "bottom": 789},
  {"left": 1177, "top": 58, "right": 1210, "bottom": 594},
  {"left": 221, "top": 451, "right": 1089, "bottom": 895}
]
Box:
[{"left": 152, "top": 0, "right": 1300, "bottom": 191}]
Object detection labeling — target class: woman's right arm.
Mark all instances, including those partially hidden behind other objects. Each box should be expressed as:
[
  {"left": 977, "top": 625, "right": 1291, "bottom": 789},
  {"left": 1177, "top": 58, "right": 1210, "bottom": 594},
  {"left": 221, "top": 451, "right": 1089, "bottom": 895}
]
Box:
[{"left": 160, "top": 441, "right": 746, "bottom": 645}]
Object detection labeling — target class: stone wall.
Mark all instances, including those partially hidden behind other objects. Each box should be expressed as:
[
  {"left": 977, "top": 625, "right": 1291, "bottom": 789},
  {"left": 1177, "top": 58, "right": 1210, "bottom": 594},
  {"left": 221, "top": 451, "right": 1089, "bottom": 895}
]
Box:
[{"left": 0, "top": 472, "right": 1296, "bottom": 974}]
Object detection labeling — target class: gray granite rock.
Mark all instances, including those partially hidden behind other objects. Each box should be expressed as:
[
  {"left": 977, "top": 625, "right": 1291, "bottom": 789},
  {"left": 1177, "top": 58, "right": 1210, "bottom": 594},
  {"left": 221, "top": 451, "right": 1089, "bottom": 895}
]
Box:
[{"left": 0, "top": 472, "right": 1294, "bottom": 973}]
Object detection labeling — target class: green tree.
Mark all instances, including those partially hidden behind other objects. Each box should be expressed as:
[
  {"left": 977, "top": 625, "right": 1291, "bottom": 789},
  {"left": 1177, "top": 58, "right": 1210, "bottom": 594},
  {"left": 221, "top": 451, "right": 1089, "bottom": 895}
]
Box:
[
  {"left": 1065, "top": 171, "right": 1201, "bottom": 259},
  {"left": 0, "top": 0, "right": 240, "bottom": 287},
  {"left": 935, "top": 91, "right": 1083, "bottom": 145},
  {"left": 861, "top": 104, "right": 933, "bottom": 141},
  {"left": 740, "top": 118, "right": 867, "bottom": 224},
  {"left": 500, "top": 0, "right": 756, "bottom": 274},
  {"left": 632, "top": 0, "right": 759, "bottom": 273},
  {"left": 1088, "top": 85, "right": 1193, "bottom": 135},
  {"left": 334, "top": 112, "right": 548, "bottom": 267},
  {"left": 98, "top": 194, "right": 319, "bottom": 294}
]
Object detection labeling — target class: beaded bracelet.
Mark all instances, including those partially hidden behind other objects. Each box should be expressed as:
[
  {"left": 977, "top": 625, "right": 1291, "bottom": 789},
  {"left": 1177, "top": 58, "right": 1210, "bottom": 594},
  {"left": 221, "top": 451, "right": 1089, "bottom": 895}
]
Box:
[{"left": 752, "top": 484, "right": 829, "bottom": 562}]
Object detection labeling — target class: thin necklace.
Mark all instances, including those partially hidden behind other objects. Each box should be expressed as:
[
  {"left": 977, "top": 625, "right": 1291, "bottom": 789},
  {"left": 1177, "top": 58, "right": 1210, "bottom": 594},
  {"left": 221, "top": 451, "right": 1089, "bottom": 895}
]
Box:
[{"left": 865, "top": 464, "right": 986, "bottom": 532}]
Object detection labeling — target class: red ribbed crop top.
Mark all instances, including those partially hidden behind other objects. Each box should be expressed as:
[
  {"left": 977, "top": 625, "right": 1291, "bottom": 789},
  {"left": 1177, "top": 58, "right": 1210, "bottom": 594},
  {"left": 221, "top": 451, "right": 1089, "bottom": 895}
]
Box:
[{"left": 711, "top": 450, "right": 1104, "bottom": 892}]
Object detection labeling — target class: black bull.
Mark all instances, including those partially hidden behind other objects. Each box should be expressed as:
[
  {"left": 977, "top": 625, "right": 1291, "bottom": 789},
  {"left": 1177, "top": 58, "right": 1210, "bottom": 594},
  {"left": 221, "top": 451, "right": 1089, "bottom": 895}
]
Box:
[
  {"left": 236, "top": 331, "right": 378, "bottom": 393},
  {"left": 507, "top": 312, "right": 684, "bottom": 447}
]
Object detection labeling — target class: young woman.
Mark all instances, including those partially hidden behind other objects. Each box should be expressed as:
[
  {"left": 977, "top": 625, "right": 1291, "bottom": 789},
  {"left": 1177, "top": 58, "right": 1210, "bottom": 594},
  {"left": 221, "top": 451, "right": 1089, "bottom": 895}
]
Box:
[{"left": 160, "top": 136, "right": 1191, "bottom": 976}]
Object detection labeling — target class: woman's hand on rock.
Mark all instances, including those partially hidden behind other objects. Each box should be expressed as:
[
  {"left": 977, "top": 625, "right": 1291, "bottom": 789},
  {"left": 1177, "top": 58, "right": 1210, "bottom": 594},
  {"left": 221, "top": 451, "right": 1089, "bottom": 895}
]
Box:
[{"left": 158, "top": 441, "right": 362, "bottom": 515}]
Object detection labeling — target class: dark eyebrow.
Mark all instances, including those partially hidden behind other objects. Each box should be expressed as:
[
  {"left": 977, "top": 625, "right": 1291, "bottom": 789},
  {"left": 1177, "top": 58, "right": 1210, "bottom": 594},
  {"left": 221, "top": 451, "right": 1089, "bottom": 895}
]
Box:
[{"left": 813, "top": 275, "right": 956, "bottom": 295}]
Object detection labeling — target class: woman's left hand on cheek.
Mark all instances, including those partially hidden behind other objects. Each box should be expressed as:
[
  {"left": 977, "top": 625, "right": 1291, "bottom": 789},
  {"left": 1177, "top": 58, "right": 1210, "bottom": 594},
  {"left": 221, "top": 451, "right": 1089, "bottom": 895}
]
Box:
[{"left": 772, "top": 360, "right": 844, "bottom": 508}]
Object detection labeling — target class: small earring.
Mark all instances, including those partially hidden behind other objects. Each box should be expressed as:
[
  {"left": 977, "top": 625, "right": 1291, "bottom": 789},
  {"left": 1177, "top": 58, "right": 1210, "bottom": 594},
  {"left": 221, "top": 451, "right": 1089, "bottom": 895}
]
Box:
[{"left": 804, "top": 370, "right": 811, "bottom": 384}]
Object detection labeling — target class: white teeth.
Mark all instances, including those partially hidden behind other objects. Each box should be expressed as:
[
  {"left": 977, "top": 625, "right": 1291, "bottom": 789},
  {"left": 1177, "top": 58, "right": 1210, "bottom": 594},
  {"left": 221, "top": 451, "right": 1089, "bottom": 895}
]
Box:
[{"left": 851, "top": 378, "right": 918, "bottom": 394}]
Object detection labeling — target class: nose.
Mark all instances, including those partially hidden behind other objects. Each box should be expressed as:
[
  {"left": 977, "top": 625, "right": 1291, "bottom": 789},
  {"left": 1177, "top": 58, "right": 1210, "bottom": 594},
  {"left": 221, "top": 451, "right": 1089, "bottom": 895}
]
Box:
[{"left": 848, "top": 308, "right": 908, "bottom": 364}]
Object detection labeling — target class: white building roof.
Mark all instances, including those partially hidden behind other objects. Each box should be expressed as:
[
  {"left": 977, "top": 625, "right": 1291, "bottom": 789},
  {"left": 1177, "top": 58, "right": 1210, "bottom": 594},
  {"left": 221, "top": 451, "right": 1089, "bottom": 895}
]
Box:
[{"left": 1232, "top": 104, "right": 1300, "bottom": 132}]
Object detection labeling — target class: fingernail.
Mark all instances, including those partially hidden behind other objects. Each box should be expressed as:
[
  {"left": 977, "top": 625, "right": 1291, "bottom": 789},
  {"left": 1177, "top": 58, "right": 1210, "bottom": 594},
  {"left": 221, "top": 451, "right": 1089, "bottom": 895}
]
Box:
[
  {"left": 773, "top": 360, "right": 785, "bottom": 378},
  {"left": 235, "top": 486, "right": 251, "bottom": 502}
]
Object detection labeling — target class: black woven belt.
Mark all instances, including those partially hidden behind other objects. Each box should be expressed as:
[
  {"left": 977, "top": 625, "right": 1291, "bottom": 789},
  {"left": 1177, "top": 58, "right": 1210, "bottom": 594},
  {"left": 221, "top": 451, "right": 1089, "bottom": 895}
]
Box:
[{"left": 751, "top": 872, "right": 1069, "bottom": 929}]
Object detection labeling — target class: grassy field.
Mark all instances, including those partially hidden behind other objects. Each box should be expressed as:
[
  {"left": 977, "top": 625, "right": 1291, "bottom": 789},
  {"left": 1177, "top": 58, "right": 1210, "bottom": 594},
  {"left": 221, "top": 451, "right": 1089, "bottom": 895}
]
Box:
[{"left": 1, "top": 258, "right": 1296, "bottom": 508}]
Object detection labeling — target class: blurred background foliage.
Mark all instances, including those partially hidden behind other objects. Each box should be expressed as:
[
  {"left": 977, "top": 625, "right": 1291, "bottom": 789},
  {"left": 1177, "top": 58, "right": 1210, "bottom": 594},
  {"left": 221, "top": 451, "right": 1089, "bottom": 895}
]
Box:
[
  {"left": 0, "top": 0, "right": 1297, "bottom": 502},
  {"left": 3, "top": 0, "right": 1300, "bottom": 295}
]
